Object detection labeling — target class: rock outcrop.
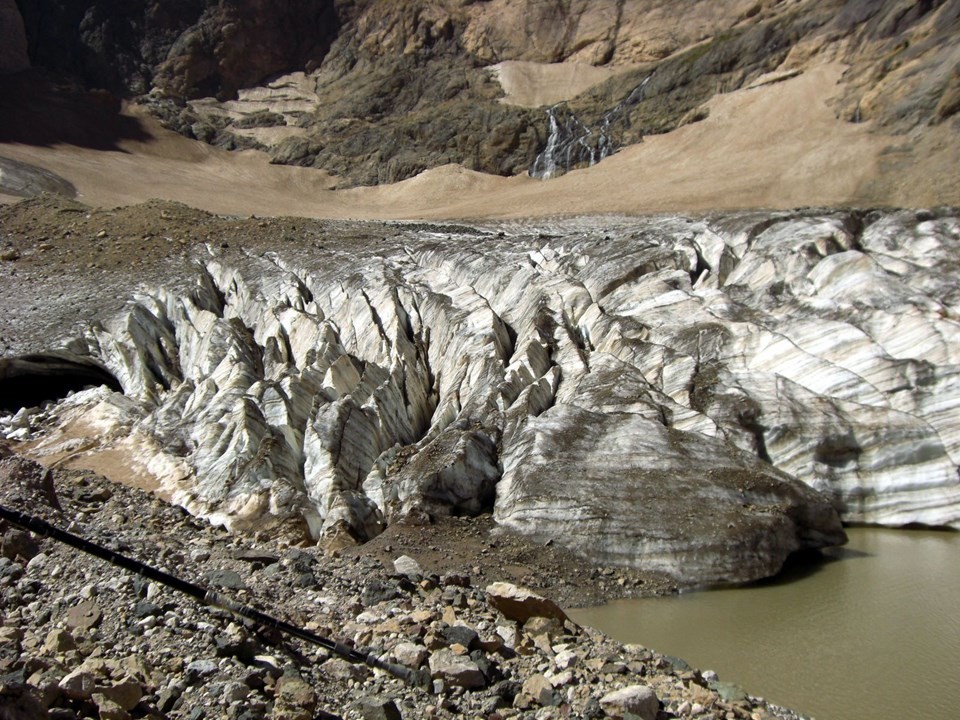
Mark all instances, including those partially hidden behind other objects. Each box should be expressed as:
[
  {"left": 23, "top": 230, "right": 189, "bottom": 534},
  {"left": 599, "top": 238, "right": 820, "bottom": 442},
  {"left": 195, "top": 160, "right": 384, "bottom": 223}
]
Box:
[
  {"left": 0, "top": 0, "right": 28, "bottom": 74},
  {"left": 14, "top": 0, "right": 960, "bottom": 185},
  {"left": 6, "top": 207, "right": 960, "bottom": 584},
  {"left": 13, "top": 0, "right": 339, "bottom": 98}
]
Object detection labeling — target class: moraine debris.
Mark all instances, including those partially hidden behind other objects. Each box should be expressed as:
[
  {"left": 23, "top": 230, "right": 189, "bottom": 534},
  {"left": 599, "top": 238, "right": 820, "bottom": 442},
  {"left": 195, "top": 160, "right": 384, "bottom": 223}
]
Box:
[{"left": 0, "top": 456, "right": 809, "bottom": 719}]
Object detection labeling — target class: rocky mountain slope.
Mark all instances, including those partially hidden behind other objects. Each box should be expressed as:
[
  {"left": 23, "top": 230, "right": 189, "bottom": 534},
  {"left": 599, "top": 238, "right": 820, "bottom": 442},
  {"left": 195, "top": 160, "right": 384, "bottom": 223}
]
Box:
[
  {"left": 10, "top": 0, "right": 960, "bottom": 187},
  {"left": 4, "top": 199, "right": 960, "bottom": 592}
]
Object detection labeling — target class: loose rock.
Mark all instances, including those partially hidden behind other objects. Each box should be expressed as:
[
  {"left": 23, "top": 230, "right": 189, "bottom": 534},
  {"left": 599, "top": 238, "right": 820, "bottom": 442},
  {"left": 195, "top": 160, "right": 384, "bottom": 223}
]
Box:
[
  {"left": 65, "top": 600, "right": 103, "bottom": 632},
  {"left": 428, "top": 648, "right": 487, "bottom": 689},
  {"left": 600, "top": 684, "right": 660, "bottom": 720},
  {"left": 393, "top": 554, "right": 422, "bottom": 579},
  {"left": 486, "top": 582, "right": 570, "bottom": 624}
]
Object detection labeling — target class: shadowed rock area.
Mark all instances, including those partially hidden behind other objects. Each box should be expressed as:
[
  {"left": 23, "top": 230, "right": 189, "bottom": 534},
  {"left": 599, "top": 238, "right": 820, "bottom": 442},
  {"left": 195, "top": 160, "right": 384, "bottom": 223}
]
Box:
[
  {"left": 0, "top": 352, "right": 120, "bottom": 412},
  {"left": 0, "top": 0, "right": 27, "bottom": 73}
]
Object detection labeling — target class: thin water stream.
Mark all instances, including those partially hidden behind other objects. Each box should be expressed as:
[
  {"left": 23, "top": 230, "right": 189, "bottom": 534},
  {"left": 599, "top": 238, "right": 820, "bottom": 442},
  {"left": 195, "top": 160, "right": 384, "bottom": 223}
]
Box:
[{"left": 569, "top": 528, "right": 960, "bottom": 720}]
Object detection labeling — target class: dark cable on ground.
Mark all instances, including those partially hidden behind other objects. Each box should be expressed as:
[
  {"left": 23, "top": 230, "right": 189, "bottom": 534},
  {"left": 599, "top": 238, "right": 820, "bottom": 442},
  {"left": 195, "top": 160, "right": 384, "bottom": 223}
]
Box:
[{"left": 0, "top": 503, "right": 430, "bottom": 690}]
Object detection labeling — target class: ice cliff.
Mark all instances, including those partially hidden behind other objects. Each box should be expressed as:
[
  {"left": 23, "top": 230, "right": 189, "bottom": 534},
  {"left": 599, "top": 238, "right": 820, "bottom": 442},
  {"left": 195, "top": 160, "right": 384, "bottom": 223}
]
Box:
[{"left": 7, "top": 209, "right": 960, "bottom": 584}]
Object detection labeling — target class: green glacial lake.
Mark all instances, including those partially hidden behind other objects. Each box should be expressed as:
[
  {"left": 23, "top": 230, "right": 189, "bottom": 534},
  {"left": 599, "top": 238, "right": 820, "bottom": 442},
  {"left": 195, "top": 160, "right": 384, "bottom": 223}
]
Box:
[{"left": 569, "top": 528, "right": 960, "bottom": 720}]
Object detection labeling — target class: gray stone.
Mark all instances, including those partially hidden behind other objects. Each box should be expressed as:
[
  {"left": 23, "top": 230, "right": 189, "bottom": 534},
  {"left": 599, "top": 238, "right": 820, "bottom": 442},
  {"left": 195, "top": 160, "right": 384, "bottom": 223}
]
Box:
[
  {"left": 58, "top": 669, "right": 97, "bottom": 700},
  {"left": 554, "top": 649, "right": 578, "bottom": 670},
  {"left": 428, "top": 648, "right": 486, "bottom": 689},
  {"left": 599, "top": 684, "right": 659, "bottom": 720},
  {"left": 185, "top": 659, "right": 219, "bottom": 683},
  {"left": 710, "top": 680, "right": 747, "bottom": 703},
  {"left": 204, "top": 569, "right": 244, "bottom": 589},
  {"left": 231, "top": 549, "right": 278, "bottom": 564},
  {"left": 0, "top": 528, "right": 40, "bottom": 562},
  {"left": 393, "top": 554, "right": 422, "bottom": 578},
  {"left": 132, "top": 601, "right": 162, "bottom": 619},
  {"left": 156, "top": 682, "right": 184, "bottom": 713},
  {"left": 221, "top": 681, "right": 249, "bottom": 703},
  {"left": 362, "top": 580, "right": 399, "bottom": 607},
  {"left": 393, "top": 642, "right": 428, "bottom": 669},
  {"left": 321, "top": 657, "right": 369, "bottom": 682},
  {"left": 65, "top": 600, "right": 103, "bottom": 631},
  {"left": 441, "top": 624, "right": 479, "bottom": 650},
  {"left": 356, "top": 696, "right": 403, "bottom": 720}
]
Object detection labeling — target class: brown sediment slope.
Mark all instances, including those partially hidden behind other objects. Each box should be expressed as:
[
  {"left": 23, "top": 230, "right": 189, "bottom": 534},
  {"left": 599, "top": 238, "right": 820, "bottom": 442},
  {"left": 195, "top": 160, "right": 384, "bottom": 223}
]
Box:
[{"left": 1, "top": 63, "right": 957, "bottom": 219}]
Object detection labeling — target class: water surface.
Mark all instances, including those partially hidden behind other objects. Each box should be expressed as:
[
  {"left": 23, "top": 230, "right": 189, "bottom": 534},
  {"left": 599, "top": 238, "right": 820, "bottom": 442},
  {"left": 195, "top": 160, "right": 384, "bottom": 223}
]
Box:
[{"left": 569, "top": 528, "right": 960, "bottom": 720}]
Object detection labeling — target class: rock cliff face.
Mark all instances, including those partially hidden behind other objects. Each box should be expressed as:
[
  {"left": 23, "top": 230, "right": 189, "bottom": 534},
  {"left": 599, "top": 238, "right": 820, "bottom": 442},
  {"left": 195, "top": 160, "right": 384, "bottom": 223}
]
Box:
[
  {"left": 0, "top": 0, "right": 28, "bottom": 74},
  {"left": 13, "top": 0, "right": 960, "bottom": 185},
  {"left": 13, "top": 0, "right": 339, "bottom": 98},
  {"left": 6, "top": 206, "right": 960, "bottom": 585}
]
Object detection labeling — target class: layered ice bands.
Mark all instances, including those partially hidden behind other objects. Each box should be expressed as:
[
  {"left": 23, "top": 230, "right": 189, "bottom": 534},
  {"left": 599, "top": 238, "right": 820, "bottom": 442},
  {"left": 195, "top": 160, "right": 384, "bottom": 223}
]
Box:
[{"left": 8, "top": 209, "right": 960, "bottom": 584}]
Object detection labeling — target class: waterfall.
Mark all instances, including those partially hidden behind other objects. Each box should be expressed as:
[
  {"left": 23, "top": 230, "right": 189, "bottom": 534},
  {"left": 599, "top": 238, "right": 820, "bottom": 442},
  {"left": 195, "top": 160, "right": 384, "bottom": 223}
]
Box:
[
  {"left": 529, "top": 75, "right": 652, "bottom": 180},
  {"left": 530, "top": 107, "right": 561, "bottom": 180}
]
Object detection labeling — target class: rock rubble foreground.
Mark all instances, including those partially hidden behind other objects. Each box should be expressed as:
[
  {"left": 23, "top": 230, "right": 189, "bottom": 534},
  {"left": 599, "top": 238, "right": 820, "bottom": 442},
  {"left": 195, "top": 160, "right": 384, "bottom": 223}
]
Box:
[{"left": 0, "top": 453, "right": 806, "bottom": 720}]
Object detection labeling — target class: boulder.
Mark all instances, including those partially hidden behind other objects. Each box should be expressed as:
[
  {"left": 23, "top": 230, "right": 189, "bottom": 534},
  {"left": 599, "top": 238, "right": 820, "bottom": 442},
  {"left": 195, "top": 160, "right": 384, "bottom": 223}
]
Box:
[
  {"left": 393, "top": 642, "right": 428, "bottom": 669},
  {"left": 355, "top": 697, "right": 402, "bottom": 720},
  {"left": 393, "top": 555, "right": 422, "bottom": 579},
  {"left": 273, "top": 677, "right": 316, "bottom": 720},
  {"left": 58, "top": 669, "right": 96, "bottom": 701},
  {"left": 441, "top": 624, "right": 479, "bottom": 651},
  {"left": 321, "top": 658, "right": 369, "bottom": 682},
  {"left": 43, "top": 629, "right": 76, "bottom": 654},
  {"left": 65, "top": 600, "right": 103, "bottom": 632},
  {"left": 204, "top": 568, "right": 244, "bottom": 589},
  {"left": 520, "top": 673, "right": 558, "bottom": 707},
  {"left": 428, "top": 649, "right": 486, "bottom": 690},
  {"left": 0, "top": 528, "right": 40, "bottom": 563},
  {"left": 92, "top": 693, "right": 131, "bottom": 720},
  {"left": 485, "top": 582, "right": 569, "bottom": 625},
  {"left": 100, "top": 680, "right": 143, "bottom": 712},
  {"left": 599, "top": 684, "right": 659, "bottom": 720}
]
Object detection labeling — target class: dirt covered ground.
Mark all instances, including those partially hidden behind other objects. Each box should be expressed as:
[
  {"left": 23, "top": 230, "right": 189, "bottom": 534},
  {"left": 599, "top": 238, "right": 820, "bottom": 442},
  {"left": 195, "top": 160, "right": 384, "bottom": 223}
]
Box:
[
  {"left": 342, "top": 514, "right": 680, "bottom": 610},
  {"left": 0, "top": 195, "right": 394, "bottom": 356}
]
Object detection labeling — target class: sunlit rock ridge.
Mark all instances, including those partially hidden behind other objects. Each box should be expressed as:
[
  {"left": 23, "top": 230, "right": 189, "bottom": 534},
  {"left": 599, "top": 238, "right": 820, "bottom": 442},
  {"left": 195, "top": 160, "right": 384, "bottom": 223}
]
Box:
[{"left": 12, "top": 209, "right": 960, "bottom": 584}]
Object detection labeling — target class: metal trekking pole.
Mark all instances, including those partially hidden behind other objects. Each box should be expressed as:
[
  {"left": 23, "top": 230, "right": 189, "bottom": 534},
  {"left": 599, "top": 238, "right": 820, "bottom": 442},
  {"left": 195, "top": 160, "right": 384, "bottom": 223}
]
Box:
[{"left": 0, "top": 504, "right": 430, "bottom": 689}]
